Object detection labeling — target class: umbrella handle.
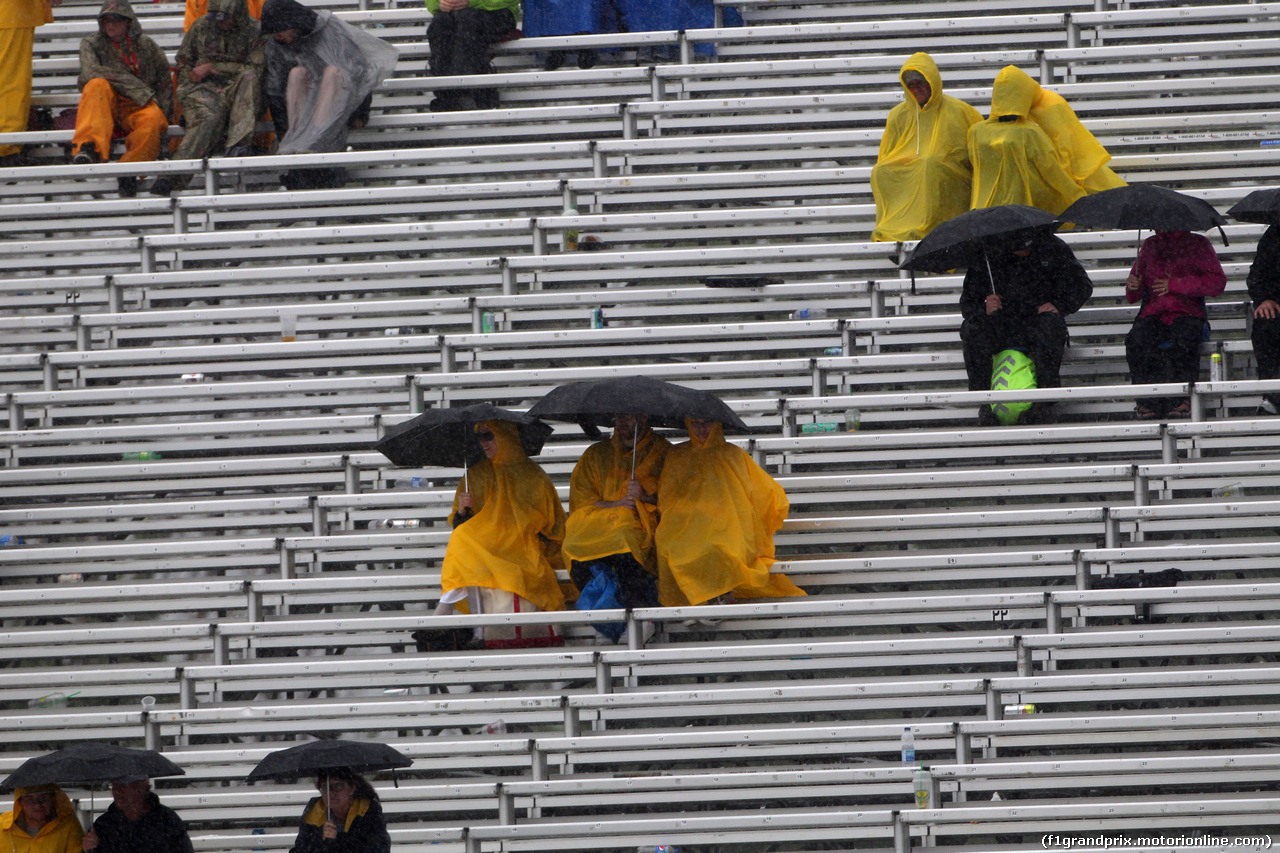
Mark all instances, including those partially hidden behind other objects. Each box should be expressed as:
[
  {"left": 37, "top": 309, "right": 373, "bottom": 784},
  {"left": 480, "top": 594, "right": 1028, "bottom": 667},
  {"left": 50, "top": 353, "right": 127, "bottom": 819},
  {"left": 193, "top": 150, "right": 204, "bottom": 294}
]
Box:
[{"left": 984, "top": 248, "right": 996, "bottom": 296}]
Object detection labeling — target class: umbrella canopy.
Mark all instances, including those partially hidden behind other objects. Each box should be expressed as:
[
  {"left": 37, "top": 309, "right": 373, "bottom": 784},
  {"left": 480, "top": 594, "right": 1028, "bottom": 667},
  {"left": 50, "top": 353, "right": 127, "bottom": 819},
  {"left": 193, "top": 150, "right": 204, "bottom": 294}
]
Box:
[
  {"left": 246, "top": 739, "right": 412, "bottom": 782},
  {"left": 527, "top": 375, "right": 750, "bottom": 433},
  {"left": 1226, "top": 188, "right": 1280, "bottom": 225},
  {"left": 373, "top": 403, "right": 554, "bottom": 468},
  {"left": 0, "top": 744, "right": 184, "bottom": 793},
  {"left": 900, "top": 205, "right": 1061, "bottom": 273},
  {"left": 1059, "top": 185, "right": 1228, "bottom": 242}
]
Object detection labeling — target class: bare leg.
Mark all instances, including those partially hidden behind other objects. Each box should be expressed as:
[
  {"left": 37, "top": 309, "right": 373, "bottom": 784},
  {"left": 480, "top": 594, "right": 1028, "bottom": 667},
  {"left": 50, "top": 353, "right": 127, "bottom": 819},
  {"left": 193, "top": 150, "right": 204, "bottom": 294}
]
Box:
[
  {"left": 285, "top": 65, "right": 312, "bottom": 134},
  {"left": 310, "top": 66, "right": 351, "bottom": 133}
]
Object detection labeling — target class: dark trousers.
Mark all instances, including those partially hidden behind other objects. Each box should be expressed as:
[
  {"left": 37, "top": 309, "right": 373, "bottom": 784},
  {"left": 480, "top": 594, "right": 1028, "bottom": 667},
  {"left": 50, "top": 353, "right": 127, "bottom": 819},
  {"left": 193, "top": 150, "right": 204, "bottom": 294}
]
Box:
[
  {"left": 1126, "top": 314, "right": 1204, "bottom": 412},
  {"left": 961, "top": 310, "right": 1068, "bottom": 391},
  {"left": 427, "top": 8, "right": 516, "bottom": 109},
  {"left": 570, "top": 553, "right": 658, "bottom": 610},
  {"left": 1252, "top": 315, "right": 1280, "bottom": 407}
]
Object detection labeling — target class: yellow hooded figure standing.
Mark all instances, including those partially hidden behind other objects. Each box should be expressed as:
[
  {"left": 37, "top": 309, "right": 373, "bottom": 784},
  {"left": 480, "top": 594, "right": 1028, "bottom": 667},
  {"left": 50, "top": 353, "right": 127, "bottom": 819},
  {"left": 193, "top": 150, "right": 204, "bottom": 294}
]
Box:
[
  {"left": 0, "top": 785, "right": 84, "bottom": 853},
  {"left": 0, "top": 0, "right": 58, "bottom": 163},
  {"left": 871, "top": 52, "right": 982, "bottom": 242},
  {"left": 655, "top": 419, "right": 805, "bottom": 607},
  {"left": 439, "top": 420, "right": 567, "bottom": 647},
  {"left": 967, "top": 65, "right": 1088, "bottom": 215}
]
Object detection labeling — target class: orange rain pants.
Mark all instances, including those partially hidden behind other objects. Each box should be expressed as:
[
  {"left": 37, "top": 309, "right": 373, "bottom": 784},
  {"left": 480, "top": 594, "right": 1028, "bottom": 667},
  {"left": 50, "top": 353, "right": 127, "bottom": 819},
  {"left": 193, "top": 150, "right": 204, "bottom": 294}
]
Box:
[{"left": 72, "top": 78, "right": 167, "bottom": 163}]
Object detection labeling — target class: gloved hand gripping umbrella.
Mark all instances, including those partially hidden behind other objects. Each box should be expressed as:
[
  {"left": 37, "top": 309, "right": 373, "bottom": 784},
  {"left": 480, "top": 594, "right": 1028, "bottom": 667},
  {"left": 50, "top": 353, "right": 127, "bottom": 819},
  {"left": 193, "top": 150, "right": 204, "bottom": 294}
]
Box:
[
  {"left": 528, "top": 375, "right": 749, "bottom": 479},
  {"left": 0, "top": 743, "right": 185, "bottom": 817},
  {"left": 372, "top": 403, "right": 554, "bottom": 492}
]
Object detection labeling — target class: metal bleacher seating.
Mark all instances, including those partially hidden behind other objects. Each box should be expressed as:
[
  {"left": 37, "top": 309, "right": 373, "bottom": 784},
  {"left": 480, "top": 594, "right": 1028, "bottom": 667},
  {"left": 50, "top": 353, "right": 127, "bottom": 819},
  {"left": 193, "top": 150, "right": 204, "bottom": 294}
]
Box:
[{"left": 5, "top": 0, "right": 1280, "bottom": 850}]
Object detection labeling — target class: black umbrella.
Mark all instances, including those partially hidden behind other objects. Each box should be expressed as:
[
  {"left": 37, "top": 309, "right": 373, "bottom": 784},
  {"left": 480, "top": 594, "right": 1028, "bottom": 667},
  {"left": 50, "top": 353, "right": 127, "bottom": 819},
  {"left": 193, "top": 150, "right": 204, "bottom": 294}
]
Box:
[
  {"left": 1226, "top": 188, "right": 1280, "bottom": 225},
  {"left": 373, "top": 403, "right": 554, "bottom": 469},
  {"left": 1059, "top": 185, "right": 1228, "bottom": 243},
  {"left": 0, "top": 743, "right": 184, "bottom": 794},
  {"left": 900, "top": 205, "right": 1060, "bottom": 274},
  {"left": 246, "top": 739, "right": 411, "bottom": 783},
  {"left": 527, "top": 375, "right": 750, "bottom": 433}
]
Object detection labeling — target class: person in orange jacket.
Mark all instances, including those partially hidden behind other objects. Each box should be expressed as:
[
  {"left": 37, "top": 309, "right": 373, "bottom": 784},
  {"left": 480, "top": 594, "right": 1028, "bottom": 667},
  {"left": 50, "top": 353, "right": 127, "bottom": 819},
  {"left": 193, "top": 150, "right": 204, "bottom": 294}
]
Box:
[
  {"left": 184, "top": 0, "right": 263, "bottom": 31},
  {"left": 0, "top": 0, "right": 62, "bottom": 166}
]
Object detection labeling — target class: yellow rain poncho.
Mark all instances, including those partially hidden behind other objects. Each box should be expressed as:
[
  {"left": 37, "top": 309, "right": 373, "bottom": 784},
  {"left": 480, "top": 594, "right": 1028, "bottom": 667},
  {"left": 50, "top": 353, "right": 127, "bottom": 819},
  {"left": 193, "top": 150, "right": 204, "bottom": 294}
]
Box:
[
  {"left": 441, "top": 420, "right": 567, "bottom": 614},
  {"left": 563, "top": 428, "right": 672, "bottom": 572},
  {"left": 655, "top": 421, "right": 805, "bottom": 607},
  {"left": 0, "top": 786, "right": 84, "bottom": 853},
  {"left": 871, "top": 53, "right": 982, "bottom": 242},
  {"left": 1017, "top": 66, "right": 1126, "bottom": 194},
  {"left": 0, "top": 0, "right": 55, "bottom": 159},
  {"left": 967, "top": 65, "right": 1087, "bottom": 215}
]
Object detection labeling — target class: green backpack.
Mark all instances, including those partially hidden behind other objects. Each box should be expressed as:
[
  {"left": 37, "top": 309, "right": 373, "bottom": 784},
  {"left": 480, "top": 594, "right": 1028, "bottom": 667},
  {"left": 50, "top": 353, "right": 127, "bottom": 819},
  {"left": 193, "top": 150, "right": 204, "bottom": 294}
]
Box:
[{"left": 990, "top": 349, "right": 1037, "bottom": 425}]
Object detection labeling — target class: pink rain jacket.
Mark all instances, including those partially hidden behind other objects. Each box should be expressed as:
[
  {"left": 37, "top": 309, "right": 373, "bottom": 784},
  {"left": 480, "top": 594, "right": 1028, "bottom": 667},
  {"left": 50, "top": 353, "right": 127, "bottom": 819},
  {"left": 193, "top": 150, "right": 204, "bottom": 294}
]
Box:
[{"left": 1126, "top": 230, "right": 1226, "bottom": 324}]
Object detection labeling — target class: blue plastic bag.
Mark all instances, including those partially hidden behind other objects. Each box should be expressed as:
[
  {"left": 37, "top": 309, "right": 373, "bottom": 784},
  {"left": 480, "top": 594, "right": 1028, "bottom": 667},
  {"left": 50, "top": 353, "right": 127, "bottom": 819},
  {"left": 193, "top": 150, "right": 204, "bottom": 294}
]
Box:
[{"left": 575, "top": 562, "right": 626, "bottom": 642}]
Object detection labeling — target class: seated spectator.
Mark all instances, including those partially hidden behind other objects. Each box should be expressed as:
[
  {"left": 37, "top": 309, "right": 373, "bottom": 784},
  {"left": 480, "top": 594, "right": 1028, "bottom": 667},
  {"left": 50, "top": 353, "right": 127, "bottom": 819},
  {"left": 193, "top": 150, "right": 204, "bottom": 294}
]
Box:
[
  {"left": 151, "top": 0, "right": 265, "bottom": 196},
  {"left": 81, "top": 776, "right": 192, "bottom": 853},
  {"left": 260, "top": 0, "right": 397, "bottom": 190},
  {"left": 968, "top": 66, "right": 1087, "bottom": 215},
  {"left": 435, "top": 420, "right": 567, "bottom": 649},
  {"left": 1248, "top": 222, "right": 1280, "bottom": 415},
  {"left": 959, "top": 230, "right": 1094, "bottom": 425},
  {"left": 655, "top": 418, "right": 805, "bottom": 608},
  {"left": 288, "top": 770, "right": 389, "bottom": 853},
  {"left": 871, "top": 52, "right": 982, "bottom": 243},
  {"left": 1126, "top": 230, "right": 1226, "bottom": 419},
  {"left": 0, "top": 785, "right": 84, "bottom": 853},
  {"left": 0, "top": 0, "right": 62, "bottom": 168},
  {"left": 522, "top": 0, "right": 620, "bottom": 70},
  {"left": 425, "top": 0, "right": 518, "bottom": 112},
  {"left": 184, "top": 0, "right": 262, "bottom": 32},
  {"left": 1012, "top": 65, "right": 1126, "bottom": 195},
  {"left": 71, "top": 0, "right": 172, "bottom": 198},
  {"left": 563, "top": 413, "right": 671, "bottom": 613}
]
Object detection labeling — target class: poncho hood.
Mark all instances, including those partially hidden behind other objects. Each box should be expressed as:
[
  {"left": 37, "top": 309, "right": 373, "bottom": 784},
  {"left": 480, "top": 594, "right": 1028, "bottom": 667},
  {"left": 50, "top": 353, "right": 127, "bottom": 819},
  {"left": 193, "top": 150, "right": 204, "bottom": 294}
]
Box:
[
  {"left": 259, "top": 0, "right": 319, "bottom": 35},
  {"left": 899, "top": 52, "right": 943, "bottom": 111},
  {"left": 989, "top": 65, "right": 1038, "bottom": 120},
  {"left": 97, "top": 0, "right": 141, "bottom": 37},
  {"left": 208, "top": 0, "right": 253, "bottom": 26}
]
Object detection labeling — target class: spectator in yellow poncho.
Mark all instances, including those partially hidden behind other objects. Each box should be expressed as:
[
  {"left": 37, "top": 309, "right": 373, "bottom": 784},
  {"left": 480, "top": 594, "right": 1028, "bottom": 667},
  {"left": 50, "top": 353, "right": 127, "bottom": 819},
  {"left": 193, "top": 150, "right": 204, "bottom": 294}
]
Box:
[
  {"left": 563, "top": 413, "right": 671, "bottom": 609},
  {"left": 1015, "top": 65, "right": 1126, "bottom": 195},
  {"left": 655, "top": 418, "right": 805, "bottom": 607},
  {"left": 969, "top": 65, "right": 1124, "bottom": 215},
  {"left": 871, "top": 52, "right": 982, "bottom": 242},
  {"left": 0, "top": 0, "right": 61, "bottom": 166},
  {"left": 0, "top": 785, "right": 83, "bottom": 853},
  {"left": 437, "top": 420, "right": 567, "bottom": 648}
]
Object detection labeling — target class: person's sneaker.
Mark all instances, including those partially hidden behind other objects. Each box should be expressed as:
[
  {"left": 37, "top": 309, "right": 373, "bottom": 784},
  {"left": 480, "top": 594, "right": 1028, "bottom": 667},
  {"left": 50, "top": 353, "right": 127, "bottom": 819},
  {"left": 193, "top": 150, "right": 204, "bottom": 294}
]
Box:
[
  {"left": 223, "top": 144, "right": 253, "bottom": 158},
  {"left": 148, "top": 177, "right": 173, "bottom": 196},
  {"left": 117, "top": 176, "right": 138, "bottom": 198},
  {"left": 71, "top": 142, "right": 99, "bottom": 165},
  {"left": 576, "top": 49, "right": 598, "bottom": 69},
  {"left": 543, "top": 50, "right": 566, "bottom": 71},
  {"left": 977, "top": 404, "right": 1000, "bottom": 427},
  {"left": 1259, "top": 398, "right": 1280, "bottom": 417}
]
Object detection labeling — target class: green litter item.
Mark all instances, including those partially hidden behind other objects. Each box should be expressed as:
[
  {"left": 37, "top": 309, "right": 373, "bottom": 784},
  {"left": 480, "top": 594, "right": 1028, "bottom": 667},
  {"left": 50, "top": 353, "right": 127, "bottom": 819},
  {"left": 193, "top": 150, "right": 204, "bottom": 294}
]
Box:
[
  {"left": 990, "top": 349, "right": 1037, "bottom": 426},
  {"left": 800, "top": 422, "right": 839, "bottom": 434}
]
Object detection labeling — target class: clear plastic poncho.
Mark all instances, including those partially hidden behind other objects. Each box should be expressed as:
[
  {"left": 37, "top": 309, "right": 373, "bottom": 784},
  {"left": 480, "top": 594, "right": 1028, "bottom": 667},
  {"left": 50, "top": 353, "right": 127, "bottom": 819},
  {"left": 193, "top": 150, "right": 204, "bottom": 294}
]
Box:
[{"left": 261, "top": 0, "right": 397, "bottom": 155}]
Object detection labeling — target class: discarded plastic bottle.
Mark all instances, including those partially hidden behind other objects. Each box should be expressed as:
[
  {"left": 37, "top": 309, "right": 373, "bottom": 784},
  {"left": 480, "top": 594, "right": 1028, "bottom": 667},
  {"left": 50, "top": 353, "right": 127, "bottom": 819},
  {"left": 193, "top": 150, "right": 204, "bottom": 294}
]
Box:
[
  {"left": 1210, "top": 352, "right": 1225, "bottom": 382},
  {"left": 843, "top": 408, "right": 861, "bottom": 431},
  {"left": 483, "top": 719, "right": 507, "bottom": 735},
  {"left": 481, "top": 312, "right": 497, "bottom": 334},
  {"left": 29, "top": 691, "right": 76, "bottom": 710},
  {"left": 122, "top": 451, "right": 161, "bottom": 461},
  {"left": 563, "top": 206, "right": 579, "bottom": 253},
  {"left": 901, "top": 727, "right": 915, "bottom": 763},
  {"left": 636, "top": 847, "right": 679, "bottom": 853},
  {"left": 1211, "top": 482, "right": 1244, "bottom": 499},
  {"left": 1003, "top": 703, "right": 1036, "bottom": 716},
  {"left": 0, "top": 534, "right": 24, "bottom": 546},
  {"left": 789, "top": 307, "right": 828, "bottom": 320},
  {"left": 57, "top": 573, "right": 83, "bottom": 583},
  {"left": 590, "top": 307, "right": 604, "bottom": 329},
  {"left": 388, "top": 519, "right": 421, "bottom": 529},
  {"left": 800, "top": 422, "right": 839, "bottom": 434},
  {"left": 913, "top": 763, "right": 931, "bottom": 809}
]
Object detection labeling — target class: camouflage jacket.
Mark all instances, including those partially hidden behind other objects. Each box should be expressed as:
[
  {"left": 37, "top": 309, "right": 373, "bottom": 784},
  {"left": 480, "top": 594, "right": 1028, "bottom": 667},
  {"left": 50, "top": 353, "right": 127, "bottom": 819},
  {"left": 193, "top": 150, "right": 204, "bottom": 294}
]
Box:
[{"left": 175, "top": 0, "right": 266, "bottom": 100}]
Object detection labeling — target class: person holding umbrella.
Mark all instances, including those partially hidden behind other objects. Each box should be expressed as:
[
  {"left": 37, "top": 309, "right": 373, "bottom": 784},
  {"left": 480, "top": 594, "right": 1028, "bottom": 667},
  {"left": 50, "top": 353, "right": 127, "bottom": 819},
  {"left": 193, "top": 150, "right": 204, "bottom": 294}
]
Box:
[
  {"left": 958, "top": 227, "right": 1094, "bottom": 425},
  {"left": 563, "top": 413, "right": 671, "bottom": 615},
  {"left": 1231, "top": 190, "right": 1280, "bottom": 415},
  {"left": 0, "top": 785, "right": 83, "bottom": 853},
  {"left": 655, "top": 418, "right": 805, "bottom": 608},
  {"left": 288, "top": 769, "right": 388, "bottom": 853},
  {"left": 81, "top": 776, "right": 192, "bottom": 853},
  {"left": 439, "top": 420, "right": 568, "bottom": 648},
  {"left": 1124, "top": 230, "right": 1226, "bottom": 419}
]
